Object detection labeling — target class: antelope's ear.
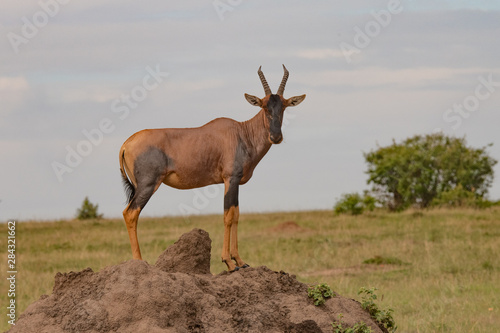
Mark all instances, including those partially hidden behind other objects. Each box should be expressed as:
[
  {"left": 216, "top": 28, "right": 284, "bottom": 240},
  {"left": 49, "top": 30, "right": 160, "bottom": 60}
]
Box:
[
  {"left": 286, "top": 94, "right": 306, "bottom": 107},
  {"left": 244, "top": 93, "right": 262, "bottom": 107}
]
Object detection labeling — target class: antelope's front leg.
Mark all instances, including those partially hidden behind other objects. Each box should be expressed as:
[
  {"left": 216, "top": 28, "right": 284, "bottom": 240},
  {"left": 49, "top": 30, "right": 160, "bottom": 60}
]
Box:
[
  {"left": 222, "top": 177, "right": 247, "bottom": 272},
  {"left": 229, "top": 206, "right": 248, "bottom": 268},
  {"left": 222, "top": 206, "right": 238, "bottom": 272}
]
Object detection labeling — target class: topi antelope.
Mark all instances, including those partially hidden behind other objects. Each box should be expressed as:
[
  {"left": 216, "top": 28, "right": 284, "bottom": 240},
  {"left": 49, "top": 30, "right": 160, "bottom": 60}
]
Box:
[{"left": 119, "top": 65, "right": 306, "bottom": 272}]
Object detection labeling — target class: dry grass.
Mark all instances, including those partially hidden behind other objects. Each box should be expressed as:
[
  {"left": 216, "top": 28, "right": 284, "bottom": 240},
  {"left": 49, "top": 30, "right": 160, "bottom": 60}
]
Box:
[{"left": 1, "top": 208, "right": 499, "bottom": 332}]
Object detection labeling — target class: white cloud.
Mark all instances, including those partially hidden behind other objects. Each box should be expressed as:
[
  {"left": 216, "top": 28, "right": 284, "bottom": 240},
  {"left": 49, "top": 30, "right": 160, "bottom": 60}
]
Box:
[
  {"left": 49, "top": 83, "right": 122, "bottom": 104},
  {"left": 300, "top": 67, "right": 500, "bottom": 89},
  {"left": 0, "top": 76, "right": 28, "bottom": 90},
  {"left": 0, "top": 76, "right": 29, "bottom": 116}
]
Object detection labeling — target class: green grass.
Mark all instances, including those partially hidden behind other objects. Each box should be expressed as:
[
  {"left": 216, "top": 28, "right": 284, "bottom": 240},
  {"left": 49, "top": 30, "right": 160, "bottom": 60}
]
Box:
[{"left": 1, "top": 208, "right": 500, "bottom": 332}]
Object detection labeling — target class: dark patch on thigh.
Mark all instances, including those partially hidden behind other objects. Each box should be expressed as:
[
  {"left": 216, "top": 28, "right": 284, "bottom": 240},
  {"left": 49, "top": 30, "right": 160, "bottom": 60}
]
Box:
[{"left": 130, "top": 147, "right": 171, "bottom": 210}]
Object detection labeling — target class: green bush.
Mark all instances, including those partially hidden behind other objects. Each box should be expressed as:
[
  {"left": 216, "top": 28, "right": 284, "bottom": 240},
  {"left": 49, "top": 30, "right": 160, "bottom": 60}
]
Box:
[
  {"left": 76, "top": 197, "right": 103, "bottom": 220},
  {"left": 307, "top": 283, "right": 335, "bottom": 306},
  {"left": 358, "top": 287, "right": 397, "bottom": 332},
  {"left": 334, "top": 192, "right": 376, "bottom": 215},
  {"left": 431, "top": 184, "right": 495, "bottom": 209}
]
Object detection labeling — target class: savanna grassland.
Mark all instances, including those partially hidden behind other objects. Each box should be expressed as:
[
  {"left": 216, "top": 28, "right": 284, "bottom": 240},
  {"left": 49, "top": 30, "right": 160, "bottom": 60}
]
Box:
[{"left": 1, "top": 208, "right": 499, "bottom": 332}]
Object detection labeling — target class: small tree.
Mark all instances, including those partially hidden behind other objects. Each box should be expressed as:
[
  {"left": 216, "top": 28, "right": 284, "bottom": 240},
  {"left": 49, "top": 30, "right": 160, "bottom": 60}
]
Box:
[
  {"left": 334, "top": 192, "right": 376, "bottom": 215},
  {"left": 364, "top": 133, "right": 496, "bottom": 211},
  {"left": 76, "top": 197, "right": 103, "bottom": 220}
]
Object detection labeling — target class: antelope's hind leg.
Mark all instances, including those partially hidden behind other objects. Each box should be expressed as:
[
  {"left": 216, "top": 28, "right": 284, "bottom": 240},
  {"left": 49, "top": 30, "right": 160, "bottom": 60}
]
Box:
[
  {"left": 123, "top": 203, "right": 143, "bottom": 260},
  {"left": 123, "top": 179, "right": 163, "bottom": 260},
  {"left": 123, "top": 147, "right": 169, "bottom": 260}
]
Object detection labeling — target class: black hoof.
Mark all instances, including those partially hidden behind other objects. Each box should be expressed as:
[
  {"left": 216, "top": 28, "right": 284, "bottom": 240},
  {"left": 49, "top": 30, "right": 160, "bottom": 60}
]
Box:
[
  {"left": 229, "top": 266, "right": 240, "bottom": 273},
  {"left": 241, "top": 264, "right": 250, "bottom": 269}
]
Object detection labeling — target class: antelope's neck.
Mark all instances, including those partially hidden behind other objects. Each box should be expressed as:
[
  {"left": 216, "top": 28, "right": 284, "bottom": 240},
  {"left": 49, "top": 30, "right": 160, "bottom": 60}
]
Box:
[{"left": 240, "top": 109, "right": 272, "bottom": 160}]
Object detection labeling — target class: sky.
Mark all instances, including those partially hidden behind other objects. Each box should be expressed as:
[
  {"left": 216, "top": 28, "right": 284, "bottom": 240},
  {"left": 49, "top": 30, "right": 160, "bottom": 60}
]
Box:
[{"left": 1, "top": 0, "right": 500, "bottom": 220}]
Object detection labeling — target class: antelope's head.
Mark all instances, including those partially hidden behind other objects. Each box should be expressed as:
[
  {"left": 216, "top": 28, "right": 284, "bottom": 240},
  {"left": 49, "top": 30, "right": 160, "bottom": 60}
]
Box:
[{"left": 245, "top": 65, "right": 306, "bottom": 144}]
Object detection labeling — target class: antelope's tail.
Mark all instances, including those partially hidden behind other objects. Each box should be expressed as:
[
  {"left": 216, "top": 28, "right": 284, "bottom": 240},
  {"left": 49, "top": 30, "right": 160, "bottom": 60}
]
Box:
[{"left": 119, "top": 146, "right": 135, "bottom": 205}]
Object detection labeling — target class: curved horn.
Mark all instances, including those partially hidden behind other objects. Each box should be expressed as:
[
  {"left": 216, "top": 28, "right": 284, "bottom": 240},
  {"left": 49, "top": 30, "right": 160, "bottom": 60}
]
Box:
[
  {"left": 277, "top": 64, "right": 289, "bottom": 96},
  {"left": 258, "top": 66, "right": 272, "bottom": 96}
]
